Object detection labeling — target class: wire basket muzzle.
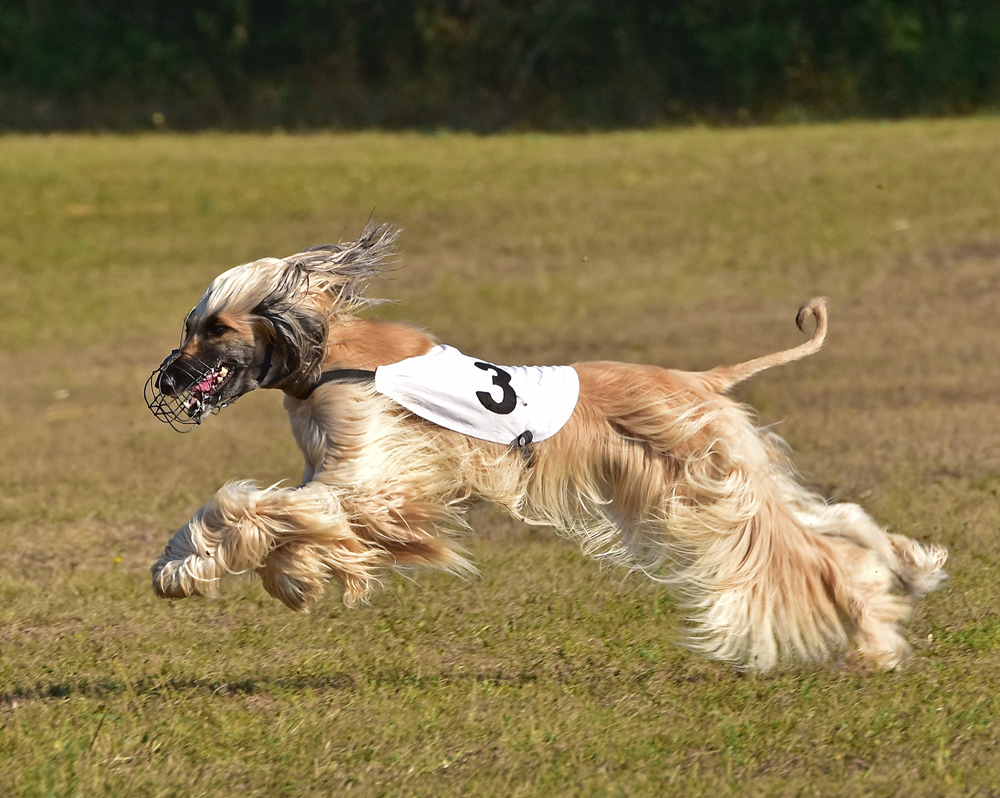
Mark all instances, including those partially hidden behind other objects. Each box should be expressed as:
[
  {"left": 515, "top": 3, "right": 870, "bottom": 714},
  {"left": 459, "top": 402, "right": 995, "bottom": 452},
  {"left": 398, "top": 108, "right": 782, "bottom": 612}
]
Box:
[{"left": 144, "top": 350, "right": 218, "bottom": 432}]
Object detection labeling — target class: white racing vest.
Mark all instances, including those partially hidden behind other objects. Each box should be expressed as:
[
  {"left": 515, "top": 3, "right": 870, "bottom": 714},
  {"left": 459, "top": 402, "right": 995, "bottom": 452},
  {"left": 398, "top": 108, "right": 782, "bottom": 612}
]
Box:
[{"left": 374, "top": 345, "right": 580, "bottom": 446}]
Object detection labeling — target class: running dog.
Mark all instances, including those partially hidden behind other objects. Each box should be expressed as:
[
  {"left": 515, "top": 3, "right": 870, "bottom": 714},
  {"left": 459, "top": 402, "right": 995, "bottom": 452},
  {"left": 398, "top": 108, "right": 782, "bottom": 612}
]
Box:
[{"left": 146, "top": 225, "right": 946, "bottom": 670}]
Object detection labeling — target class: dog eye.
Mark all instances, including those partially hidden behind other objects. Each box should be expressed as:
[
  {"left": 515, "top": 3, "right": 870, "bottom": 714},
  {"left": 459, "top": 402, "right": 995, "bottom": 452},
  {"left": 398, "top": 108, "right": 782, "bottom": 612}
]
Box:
[{"left": 207, "top": 322, "right": 231, "bottom": 338}]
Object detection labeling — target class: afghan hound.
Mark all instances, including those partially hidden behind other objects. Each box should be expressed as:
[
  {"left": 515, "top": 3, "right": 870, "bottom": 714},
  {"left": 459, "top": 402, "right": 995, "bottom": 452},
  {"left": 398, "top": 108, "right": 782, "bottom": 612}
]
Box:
[{"left": 146, "top": 225, "right": 946, "bottom": 671}]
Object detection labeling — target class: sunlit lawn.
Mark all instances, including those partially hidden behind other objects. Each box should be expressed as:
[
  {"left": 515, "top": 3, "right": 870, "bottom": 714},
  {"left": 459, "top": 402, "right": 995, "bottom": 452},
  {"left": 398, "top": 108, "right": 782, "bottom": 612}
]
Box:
[{"left": 2, "top": 121, "right": 1000, "bottom": 796}]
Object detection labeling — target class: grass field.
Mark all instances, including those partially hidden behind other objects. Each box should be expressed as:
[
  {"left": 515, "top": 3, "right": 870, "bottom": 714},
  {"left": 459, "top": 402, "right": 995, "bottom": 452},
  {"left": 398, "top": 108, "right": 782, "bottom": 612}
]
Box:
[{"left": 2, "top": 121, "right": 1000, "bottom": 796}]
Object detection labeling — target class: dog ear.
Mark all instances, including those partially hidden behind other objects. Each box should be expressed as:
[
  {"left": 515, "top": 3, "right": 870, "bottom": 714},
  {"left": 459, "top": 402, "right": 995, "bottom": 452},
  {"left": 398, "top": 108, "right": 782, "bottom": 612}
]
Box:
[{"left": 250, "top": 298, "right": 327, "bottom": 389}]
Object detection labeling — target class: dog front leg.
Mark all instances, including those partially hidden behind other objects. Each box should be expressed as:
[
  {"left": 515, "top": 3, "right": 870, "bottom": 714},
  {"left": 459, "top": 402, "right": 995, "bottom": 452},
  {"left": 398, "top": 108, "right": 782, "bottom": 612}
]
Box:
[
  {"left": 152, "top": 480, "right": 381, "bottom": 609},
  {"left": 152, "top": 480, "right": 269, "bottom": 602}
]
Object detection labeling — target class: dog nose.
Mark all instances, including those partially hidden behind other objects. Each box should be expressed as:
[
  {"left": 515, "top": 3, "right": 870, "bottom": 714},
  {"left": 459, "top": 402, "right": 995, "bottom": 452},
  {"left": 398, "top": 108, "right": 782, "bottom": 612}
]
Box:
[
  {"left": 155, "top": 351, "right": 184, "bottom": 396},
  {"left": 156, "top": 370, "right": 179, "bottom": 396}
]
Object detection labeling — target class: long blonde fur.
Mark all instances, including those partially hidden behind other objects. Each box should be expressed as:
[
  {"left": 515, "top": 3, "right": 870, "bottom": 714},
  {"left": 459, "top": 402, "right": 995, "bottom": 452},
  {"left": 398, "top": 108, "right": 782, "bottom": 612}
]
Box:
[{"left": 152, "top": 225, "right": 946, "bottom": 671}]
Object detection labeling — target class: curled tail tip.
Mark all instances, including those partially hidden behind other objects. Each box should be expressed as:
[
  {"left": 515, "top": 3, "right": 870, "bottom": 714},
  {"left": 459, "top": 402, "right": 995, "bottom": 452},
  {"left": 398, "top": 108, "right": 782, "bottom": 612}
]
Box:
[
  {"left": 700, "top": 297, "right": 831, "bottom": 393},
  {"left": 796, "top": 296, "right": 829, "bottom": 334}
]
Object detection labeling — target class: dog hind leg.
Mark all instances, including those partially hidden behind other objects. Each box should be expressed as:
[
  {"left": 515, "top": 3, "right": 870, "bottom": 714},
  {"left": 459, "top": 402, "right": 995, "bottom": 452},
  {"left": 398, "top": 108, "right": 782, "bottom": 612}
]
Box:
[{"left": 787, "top": 497, "right": 948, "bottom": 598}]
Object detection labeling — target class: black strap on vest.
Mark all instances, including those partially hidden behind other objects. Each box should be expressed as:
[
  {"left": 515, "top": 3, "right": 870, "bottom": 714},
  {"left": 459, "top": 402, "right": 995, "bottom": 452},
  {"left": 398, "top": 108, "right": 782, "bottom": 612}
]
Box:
[{"left": 299, "top": 368, "right": 377, "bottom": 400}]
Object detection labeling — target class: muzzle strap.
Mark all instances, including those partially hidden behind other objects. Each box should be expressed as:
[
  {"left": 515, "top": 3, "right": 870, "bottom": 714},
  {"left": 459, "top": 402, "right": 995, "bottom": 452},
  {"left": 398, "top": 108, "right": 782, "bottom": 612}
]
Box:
[{"left": 256, "top": 343, "right": 276, "bottom": 386}]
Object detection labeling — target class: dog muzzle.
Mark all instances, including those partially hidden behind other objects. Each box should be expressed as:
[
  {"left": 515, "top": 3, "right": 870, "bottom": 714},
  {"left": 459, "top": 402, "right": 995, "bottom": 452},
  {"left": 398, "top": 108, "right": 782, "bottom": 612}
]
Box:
[{"left": 144, "top": 350, "right": 233, "bottom": 432}]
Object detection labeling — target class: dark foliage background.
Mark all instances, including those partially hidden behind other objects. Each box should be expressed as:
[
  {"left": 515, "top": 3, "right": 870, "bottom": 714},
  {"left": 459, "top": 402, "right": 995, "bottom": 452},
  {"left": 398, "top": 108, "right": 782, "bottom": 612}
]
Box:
[{"left": 2, "top": 0, "right": 998, "bottom": 130}]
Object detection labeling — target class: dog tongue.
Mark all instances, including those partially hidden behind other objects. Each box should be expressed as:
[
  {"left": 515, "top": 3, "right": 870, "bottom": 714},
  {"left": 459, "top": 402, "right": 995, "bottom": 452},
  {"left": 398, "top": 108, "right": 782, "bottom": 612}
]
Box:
[{"left": 191, "top": 376, "right": 214, "bottom": 393}]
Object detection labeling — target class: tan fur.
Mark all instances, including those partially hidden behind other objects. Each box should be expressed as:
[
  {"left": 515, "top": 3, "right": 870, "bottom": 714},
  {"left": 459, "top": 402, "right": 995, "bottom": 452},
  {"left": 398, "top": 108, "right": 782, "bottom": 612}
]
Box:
[
  {"left": 325, "top": 318, "right": 437, "bottom": 369},
  {"left": 151, "top": 229, "right": 946, "bottom": 671}
]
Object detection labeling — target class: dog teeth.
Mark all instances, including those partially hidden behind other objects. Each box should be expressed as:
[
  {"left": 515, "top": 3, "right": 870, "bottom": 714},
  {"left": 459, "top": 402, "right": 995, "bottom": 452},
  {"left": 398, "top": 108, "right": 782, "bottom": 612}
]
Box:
[{"left": 211, "top": 368, "right": 229, "bottom": 387}]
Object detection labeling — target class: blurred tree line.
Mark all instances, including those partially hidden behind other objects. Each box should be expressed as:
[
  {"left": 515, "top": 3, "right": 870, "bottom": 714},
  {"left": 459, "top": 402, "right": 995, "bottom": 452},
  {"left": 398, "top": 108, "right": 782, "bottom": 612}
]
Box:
[{"left": 1, "top": 0, "right": 998, "bottom": 130}]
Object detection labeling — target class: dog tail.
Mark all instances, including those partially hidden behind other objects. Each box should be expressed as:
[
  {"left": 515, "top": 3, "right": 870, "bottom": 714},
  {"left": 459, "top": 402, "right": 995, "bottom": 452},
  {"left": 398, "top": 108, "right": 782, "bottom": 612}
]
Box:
[{"left": 701, "top": 297, "right": 828, "bottom": 393}]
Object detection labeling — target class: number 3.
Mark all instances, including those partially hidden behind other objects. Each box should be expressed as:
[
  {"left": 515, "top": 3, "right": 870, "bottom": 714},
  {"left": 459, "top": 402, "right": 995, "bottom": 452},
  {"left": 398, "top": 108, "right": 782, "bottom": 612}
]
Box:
[{"left": 474, "top": 362, "right": 517, "bottom": 414}]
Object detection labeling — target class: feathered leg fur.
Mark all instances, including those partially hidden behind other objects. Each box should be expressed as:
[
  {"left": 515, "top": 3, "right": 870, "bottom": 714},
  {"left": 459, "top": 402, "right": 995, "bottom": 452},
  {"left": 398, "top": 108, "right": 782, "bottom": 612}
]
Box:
[
  {"left": 152, "top": 471, "right": 477, "bottom": 611},
  {"left": 152, "top": 481, "right": 383, "bottom": 608}
]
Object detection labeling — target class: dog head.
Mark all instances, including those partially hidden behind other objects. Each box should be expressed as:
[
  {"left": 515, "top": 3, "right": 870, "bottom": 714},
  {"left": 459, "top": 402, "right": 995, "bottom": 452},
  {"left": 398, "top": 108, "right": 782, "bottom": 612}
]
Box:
[{"left": 145, "top": 224, "right": 397, "bottom": 430}]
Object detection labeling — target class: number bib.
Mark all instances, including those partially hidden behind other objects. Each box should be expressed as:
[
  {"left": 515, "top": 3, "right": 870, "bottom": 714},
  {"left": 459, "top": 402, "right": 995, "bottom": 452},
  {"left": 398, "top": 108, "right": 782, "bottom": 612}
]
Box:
[{"left": 373, "top": 345, "right": 580, "bottom": 446}]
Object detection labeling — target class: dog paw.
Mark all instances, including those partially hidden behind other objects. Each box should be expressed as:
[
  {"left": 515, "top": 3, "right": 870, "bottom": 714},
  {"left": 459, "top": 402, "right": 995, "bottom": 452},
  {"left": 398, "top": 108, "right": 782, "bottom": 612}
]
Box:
[{"left": 151, "top": 555, "right": 220, "bottom": 600}]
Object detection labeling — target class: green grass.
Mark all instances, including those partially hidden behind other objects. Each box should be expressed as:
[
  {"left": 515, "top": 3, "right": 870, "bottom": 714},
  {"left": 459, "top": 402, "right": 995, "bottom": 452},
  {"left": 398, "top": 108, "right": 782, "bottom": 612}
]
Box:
[{"left": 3, "top": 120, "right": 1000, "bottom": 796}]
